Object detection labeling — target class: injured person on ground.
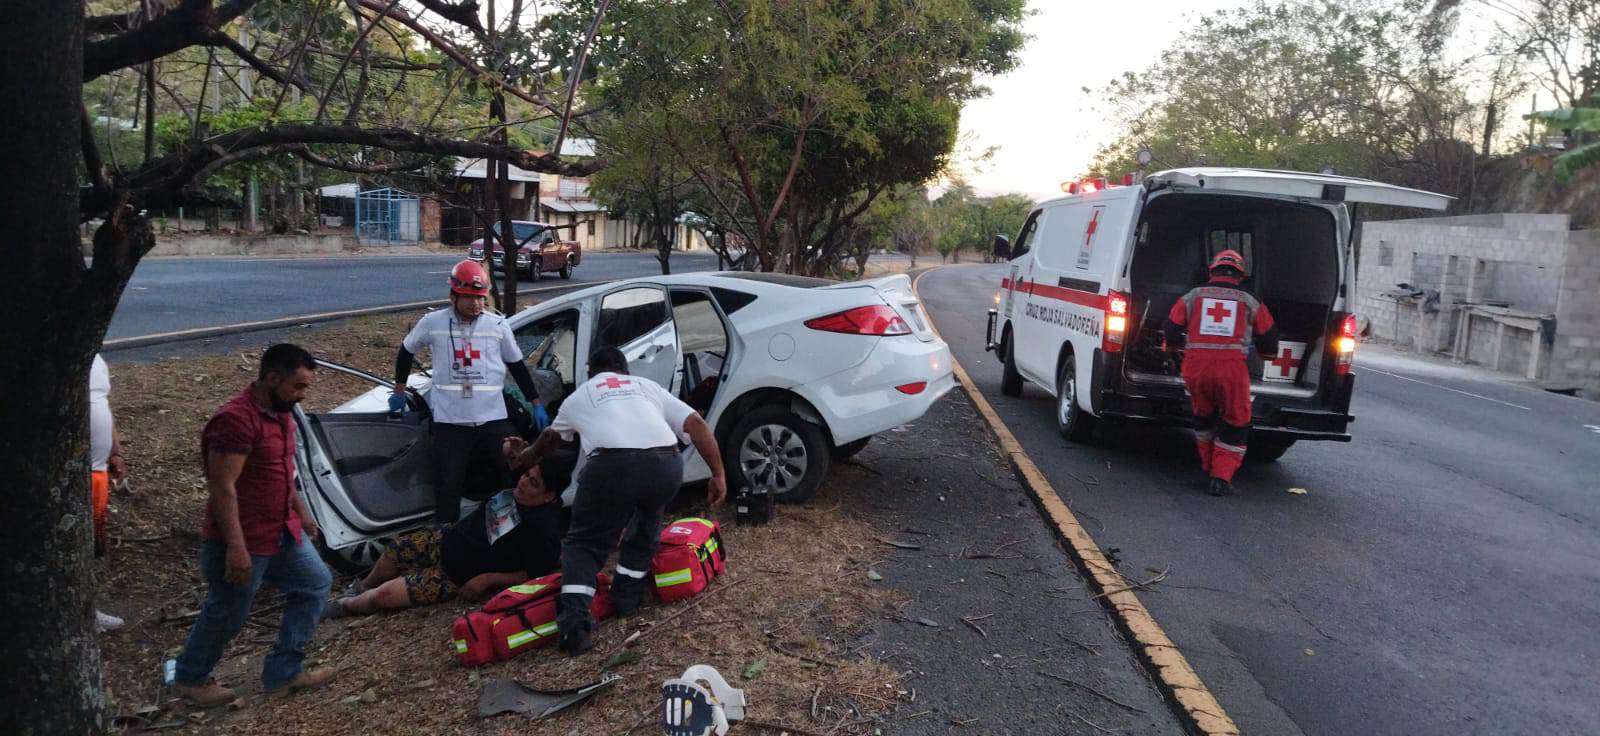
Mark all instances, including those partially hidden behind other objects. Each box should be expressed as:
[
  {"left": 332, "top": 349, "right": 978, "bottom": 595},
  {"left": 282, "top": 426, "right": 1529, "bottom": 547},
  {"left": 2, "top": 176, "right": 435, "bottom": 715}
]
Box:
[{"left": 325, "top": 463, "right": 563, "bottom": 618}]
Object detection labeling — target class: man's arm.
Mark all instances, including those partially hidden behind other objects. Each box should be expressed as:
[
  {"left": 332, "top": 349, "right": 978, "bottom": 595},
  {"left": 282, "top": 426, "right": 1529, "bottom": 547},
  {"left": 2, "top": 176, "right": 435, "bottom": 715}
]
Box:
[
  {"left": 515, "top": 427, "right": 565, "bottom": 470},
  {"left": 205, "top": 451, "right": 255, "bottom": 584},
  {"left": 1163, "top": 296, "right": 1189, "bottom": 349},
  {"left": 507, "top": 360, "right": 539, "bottom": 402},
  {"left": 1253, "top": 305, "right": 1280, "bottom": 357},
  {"left": 393, "top": 347, "right": 414, "bottom": 392},
  {"left": 683, "top": 413, "right": 727, "bottom": 507},
  {"left": 107, "top": 428, "right": 126, "bottom": 484},
  {"left": 291, "top": 488, "right": 318, "bottom": 543}
]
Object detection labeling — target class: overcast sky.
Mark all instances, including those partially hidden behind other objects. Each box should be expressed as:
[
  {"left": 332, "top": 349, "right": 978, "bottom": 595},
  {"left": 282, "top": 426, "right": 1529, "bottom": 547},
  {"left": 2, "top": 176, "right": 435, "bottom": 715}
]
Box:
[{"left": 957, "top": 1, "right": 1528, "bottom": 202}]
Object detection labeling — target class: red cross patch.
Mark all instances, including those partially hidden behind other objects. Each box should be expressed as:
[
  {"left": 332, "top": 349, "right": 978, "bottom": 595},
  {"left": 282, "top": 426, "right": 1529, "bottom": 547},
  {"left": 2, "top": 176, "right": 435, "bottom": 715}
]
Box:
[
  {"left": 1197, "top": 298, "right": 1238, "bottom": 337},
  {"left": 597, "top": 376, "right": 632, "bottom": 390},
  {"left": 453, "top": 343, "right": 481, "bottom": 366}
]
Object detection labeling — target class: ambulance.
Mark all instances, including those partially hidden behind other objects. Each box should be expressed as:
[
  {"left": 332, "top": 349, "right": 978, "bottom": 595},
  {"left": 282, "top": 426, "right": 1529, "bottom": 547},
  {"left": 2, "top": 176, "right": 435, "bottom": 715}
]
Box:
[{"left": 985, "top": 168, "right": 1450, "bottom": 459}]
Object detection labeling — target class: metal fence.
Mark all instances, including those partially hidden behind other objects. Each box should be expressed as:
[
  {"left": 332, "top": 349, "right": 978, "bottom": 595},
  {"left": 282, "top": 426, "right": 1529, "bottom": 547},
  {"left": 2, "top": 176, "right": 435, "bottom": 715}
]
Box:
[{"left": 355, "top": 187, "right": 421, "bottom": 245}]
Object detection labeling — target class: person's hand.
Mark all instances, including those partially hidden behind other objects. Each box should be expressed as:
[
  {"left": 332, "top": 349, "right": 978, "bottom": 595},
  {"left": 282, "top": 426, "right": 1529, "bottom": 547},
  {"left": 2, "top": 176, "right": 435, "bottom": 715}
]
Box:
[
  {"left": 224, "top": 543, "right": 253, "bottom": 586},
  {"left": 459, "top": 576, "right": 498, "bottom": 602},
  {"left": 706, "top": 473, "right": 728, "bottom": 509},
  {"left": 503, "top": 436, "right": 529, "bottom": 469},
  {"left": 387, "top": 390, "right": 408, "bottom": 415},
  {"left": 301, "top": 519, "right": 320, "bottom": 544},
  {"left": 107, "top": 453, "right": 127, "bottom": 484}
]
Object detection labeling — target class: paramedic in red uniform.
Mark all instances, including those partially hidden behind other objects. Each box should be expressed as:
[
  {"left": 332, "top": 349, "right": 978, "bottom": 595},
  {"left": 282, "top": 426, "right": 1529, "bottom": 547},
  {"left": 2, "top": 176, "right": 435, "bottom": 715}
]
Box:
[
  {"left": 1164, "top": 249, "right": 1280, "bottom": 496},
  {"left": 507, "top": 347, "right": 727, "bottom": 655}
]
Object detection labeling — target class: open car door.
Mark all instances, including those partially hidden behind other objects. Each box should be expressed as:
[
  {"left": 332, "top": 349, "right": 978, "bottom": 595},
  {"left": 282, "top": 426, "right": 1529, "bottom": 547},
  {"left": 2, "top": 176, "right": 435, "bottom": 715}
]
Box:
[
  {"left": 297, "top": 361, "right": 438, "bottom": 553},
  {"left": 1148, "top": 168, "right": 1453, "bottom": 211}
]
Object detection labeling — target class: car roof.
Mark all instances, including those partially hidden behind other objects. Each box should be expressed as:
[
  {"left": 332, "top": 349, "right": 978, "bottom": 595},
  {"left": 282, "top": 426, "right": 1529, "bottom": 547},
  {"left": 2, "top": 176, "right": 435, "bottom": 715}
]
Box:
[{"left": 508, "top": 271, "right": 851, "bottom": 320}]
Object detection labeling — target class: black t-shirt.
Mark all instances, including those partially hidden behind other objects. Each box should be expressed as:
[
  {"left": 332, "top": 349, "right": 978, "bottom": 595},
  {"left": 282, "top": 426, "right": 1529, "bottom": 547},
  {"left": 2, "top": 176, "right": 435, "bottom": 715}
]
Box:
[{"left": 439, "top": 497, "right": 561, "bottom": 586}]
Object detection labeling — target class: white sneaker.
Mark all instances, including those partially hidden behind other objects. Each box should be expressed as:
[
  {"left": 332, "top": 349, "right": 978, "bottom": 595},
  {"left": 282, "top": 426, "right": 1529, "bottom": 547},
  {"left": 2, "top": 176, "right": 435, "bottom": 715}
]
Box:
[{"left": 96, "top": 610, "right": 125, "bottom": 632}]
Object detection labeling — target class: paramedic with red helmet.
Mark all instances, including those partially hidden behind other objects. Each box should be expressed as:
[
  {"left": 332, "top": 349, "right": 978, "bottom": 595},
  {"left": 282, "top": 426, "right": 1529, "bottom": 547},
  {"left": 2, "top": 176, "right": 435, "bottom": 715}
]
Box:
[
  {"left": 1163, "top": 249, "right": 1280, "bottom": 497},
  {"left": 393, "top": 259, "right": 542, "bottom": 521}
]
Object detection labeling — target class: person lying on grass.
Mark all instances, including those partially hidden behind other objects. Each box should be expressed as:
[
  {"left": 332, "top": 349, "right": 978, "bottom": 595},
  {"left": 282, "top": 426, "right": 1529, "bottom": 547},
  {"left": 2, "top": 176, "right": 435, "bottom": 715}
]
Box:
[{"left": 325, "top": 463, "right": 560, "bottom": 618}]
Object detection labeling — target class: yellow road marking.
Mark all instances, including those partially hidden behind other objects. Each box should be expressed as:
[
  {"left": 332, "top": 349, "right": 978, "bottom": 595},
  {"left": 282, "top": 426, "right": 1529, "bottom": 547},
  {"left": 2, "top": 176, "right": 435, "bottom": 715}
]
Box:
[{"left": 913, "top": 266, "right": 1240, "bottom": 736}]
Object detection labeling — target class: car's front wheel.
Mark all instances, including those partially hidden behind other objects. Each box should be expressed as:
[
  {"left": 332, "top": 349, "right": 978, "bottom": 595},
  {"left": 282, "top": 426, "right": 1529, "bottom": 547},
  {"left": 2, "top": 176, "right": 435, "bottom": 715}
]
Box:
[
  {"left": 726, "top": 405, "right": 830, "bottom": 503},
  {"left": 316, "top": 535, "right": 388, "bottom": 575}
]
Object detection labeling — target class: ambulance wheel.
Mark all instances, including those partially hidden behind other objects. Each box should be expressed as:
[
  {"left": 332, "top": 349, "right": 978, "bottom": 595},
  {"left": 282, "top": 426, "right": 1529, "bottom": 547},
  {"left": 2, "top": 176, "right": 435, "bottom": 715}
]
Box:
[
  {"left": 316, "top": 535, "right": 387, "bottom": 575},
  {"left": 1247, "top": 436, "right": 1296, "bottom": 462},
  {"left": 1055, "top": 354, "right": 1097, "bottom": 443},
  {"left": 1000, "top": 331, "right": 1023, "bottom": 397},
  {"left": 728, "top": 406, "right": 829, "bottom": 503}
]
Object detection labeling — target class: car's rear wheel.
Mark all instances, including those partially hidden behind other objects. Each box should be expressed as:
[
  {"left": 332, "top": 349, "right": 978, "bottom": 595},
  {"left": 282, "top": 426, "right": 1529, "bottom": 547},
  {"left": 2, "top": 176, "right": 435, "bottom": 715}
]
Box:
[
  {"left": 1247, "top": 436, "right": 1296, "bottom": 462},
  {"left": 559, "top": 257, "right": 573, "bottom": 279},
  {"left": 316, "top": 535, "right": 388, "bottom": 575},
  {"left": 727, "top": 405, "right": 830, "bottom": 503},
  {"left": 1000, "top": 330, "right": 1023, "bottom": 397},
  {"left": 831, "top": 436, "right": 871, "bottom": 460},
  {"left": 1055, "top": 353, "right": 1097, "bottom": 443}
]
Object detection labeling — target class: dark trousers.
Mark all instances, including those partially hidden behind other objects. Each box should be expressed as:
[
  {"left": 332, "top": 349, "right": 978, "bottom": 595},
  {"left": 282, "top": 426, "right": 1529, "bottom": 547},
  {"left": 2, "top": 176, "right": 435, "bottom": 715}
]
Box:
[
  {"left": 558, "top": 448, "right": 683, "bottom": 634},
  {"left": 432, "top": 419, "right": 516, "bottom": 523}
]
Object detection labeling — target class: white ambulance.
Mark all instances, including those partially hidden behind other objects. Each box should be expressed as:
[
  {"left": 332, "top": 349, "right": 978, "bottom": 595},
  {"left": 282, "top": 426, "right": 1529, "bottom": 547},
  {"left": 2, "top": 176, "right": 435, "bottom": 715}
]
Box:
[{"left": 985, "top": 168, "right": 1450, "bottom": 459}]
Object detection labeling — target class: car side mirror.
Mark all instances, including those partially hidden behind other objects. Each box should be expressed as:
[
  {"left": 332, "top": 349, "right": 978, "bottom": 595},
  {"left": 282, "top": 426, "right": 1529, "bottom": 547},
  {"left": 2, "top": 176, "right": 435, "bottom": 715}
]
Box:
[{"left": 992, "top": 234, "right": 1011, "bottom": 259}]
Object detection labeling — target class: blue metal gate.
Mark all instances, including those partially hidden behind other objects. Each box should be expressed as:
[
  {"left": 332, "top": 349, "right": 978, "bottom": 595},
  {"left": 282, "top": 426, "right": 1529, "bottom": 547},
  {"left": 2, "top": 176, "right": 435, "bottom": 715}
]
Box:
[{"left": 354, "top": 187, "right": 421, "bottom": 245}]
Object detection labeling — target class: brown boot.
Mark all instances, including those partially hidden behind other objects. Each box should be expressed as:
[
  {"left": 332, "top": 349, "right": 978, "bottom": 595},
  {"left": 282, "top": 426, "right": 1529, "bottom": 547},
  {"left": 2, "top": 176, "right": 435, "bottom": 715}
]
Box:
[
  {"left": 171, "top": 680, "right": 237, "bottom": 707},
  {"left": 265, "top": 667, "right": 337, "bottom": 697}
]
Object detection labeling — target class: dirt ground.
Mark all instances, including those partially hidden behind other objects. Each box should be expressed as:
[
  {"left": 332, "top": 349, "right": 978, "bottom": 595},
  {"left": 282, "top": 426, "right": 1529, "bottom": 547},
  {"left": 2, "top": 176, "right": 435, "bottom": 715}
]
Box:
[{"left": 97, "top": 312, "right": 914, "bottom": 735}]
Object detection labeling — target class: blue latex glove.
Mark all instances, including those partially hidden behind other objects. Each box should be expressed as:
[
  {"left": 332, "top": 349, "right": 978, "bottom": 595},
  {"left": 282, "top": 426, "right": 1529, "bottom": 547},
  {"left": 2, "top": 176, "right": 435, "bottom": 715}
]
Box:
[
  {"left": 388, "top": 391, "right": 408, "bottom": 415},
  {"left": 532, "top": 403, "right": 550, "bottom": 432}
]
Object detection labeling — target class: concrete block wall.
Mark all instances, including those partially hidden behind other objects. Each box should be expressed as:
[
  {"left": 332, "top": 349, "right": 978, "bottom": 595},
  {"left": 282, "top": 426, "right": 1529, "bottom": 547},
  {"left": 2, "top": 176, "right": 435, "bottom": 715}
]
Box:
[
  {"left": 1356, "top": 215, "right": 1570, "bottom": 353},
  {"left": 1551, "top": 231, "right": 1600, "bottom": 397}
]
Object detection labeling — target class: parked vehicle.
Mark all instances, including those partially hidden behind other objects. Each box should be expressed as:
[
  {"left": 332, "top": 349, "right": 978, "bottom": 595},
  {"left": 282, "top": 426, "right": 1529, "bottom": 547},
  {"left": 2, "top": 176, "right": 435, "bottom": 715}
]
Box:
[
  {"left": 467, "top": 220, "right": 581, "bottom": 280},
  {"left": 296, "top": 272, "right": 954, "bottom": 571},
  {"left": 985, "top": 167, "right": 1451, "bottom": 459}
]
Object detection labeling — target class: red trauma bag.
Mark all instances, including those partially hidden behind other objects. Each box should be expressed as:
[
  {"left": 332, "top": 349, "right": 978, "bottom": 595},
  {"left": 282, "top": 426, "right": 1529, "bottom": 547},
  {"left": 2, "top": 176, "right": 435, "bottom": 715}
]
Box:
[
  {"left": 650, "top": 517, "right": 727, "bottom": 603},
  {"left": 451, "top": 571, "right": 614, "bottom": 667}
]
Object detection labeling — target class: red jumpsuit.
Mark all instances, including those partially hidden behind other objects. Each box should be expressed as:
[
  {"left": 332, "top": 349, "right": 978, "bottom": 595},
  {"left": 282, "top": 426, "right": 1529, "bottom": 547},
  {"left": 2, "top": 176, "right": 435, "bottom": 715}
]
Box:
[{"left": 1166, "top": 277, "right": 1276, "bottom": 483}]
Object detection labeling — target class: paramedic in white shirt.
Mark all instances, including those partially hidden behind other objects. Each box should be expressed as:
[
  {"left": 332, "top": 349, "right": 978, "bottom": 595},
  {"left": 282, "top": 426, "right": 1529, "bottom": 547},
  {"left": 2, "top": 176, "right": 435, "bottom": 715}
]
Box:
[
  {"left": 89, "top": 354, "right": 127, "bottom": 631},
  {"left": 507, "top": 346, "right": 727, "bottom": 655},
  {"left": 391, "top": 260, "right": 542, "bottom": 522}
]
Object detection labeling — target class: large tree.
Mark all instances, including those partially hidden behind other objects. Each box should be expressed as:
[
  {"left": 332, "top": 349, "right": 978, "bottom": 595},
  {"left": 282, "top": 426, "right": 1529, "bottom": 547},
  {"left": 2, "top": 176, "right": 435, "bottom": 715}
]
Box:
[
  {"left": 0, "top": 2, "right": 600, "bottom": 731},
  {"left": 566, "top": 0, "right": 1026, "bottom": 275}
]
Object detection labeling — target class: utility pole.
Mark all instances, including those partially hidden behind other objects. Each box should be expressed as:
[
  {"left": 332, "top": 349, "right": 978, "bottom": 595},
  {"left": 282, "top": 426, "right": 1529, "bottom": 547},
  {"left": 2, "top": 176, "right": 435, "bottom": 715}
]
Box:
[{"left": 489, "top": 0, "right": 522, "bottom": 315}]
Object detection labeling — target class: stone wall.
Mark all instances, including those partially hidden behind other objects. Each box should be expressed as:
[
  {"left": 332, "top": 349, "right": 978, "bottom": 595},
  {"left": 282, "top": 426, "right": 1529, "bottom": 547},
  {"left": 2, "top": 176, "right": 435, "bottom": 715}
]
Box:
[{"left": 142, "top": 232, "right": 352, "bottom": 257}]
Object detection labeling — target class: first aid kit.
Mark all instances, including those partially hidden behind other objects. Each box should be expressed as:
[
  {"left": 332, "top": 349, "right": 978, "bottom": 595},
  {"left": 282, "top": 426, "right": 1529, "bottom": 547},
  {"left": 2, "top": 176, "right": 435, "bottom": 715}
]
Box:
[
  {"left": 452, "top": 571, "right": 615, "bottom": 667},
  {"left": 650, "top": 518, "right": 727, "bottom": 603}
]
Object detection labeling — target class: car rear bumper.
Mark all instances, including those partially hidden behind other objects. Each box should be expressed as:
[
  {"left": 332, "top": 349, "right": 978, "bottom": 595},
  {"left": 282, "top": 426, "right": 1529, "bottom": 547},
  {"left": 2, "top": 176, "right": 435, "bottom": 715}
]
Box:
[{"left": 798, "top": 336, "right": 956, "bottom": 445}]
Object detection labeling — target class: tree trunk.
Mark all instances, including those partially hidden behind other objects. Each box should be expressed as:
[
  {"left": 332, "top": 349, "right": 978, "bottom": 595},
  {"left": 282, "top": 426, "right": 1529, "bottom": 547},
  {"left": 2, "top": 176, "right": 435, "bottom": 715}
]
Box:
[{"left": 0, "top": 3, "right": 110, "bottom": 733}]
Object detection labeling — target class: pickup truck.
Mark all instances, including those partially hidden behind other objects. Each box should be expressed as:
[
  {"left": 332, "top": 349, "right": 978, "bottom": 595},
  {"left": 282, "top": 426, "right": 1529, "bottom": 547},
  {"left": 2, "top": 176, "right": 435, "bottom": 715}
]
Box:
[{"left": 467, "top": 220, "right": 580, "bottom": 280}]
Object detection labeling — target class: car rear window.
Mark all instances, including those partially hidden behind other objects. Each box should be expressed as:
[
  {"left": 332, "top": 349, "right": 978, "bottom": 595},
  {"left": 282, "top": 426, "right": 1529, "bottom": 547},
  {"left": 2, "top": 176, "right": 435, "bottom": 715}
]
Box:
[{"left": 716, "top": 273, "right": 839, "bottom": 289}]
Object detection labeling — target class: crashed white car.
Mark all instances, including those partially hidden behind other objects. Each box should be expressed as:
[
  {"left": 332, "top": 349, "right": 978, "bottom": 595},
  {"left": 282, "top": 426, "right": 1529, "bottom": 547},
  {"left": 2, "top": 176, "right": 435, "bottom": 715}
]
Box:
[{"left": 293, "top": 272, "right": 955, "bottom": 570}]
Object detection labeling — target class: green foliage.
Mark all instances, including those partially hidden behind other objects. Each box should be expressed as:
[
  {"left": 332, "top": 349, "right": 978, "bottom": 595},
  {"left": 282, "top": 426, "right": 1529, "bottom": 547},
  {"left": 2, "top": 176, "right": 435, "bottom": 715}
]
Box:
[
  {"left": 1529, "top": 105, "right": 1600, "bottom": 181},
  {"left": 1090, "top": 0, "right": 1476, "bottom": 181},
  {"left": 565, "top": 0, "right": 1027, "bottom": 273}
]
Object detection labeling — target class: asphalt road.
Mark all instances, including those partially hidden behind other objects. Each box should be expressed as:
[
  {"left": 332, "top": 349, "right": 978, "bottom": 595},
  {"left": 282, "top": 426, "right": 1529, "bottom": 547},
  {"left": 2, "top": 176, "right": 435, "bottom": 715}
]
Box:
[
  {"left": 107, "top": 251, "right": 720, "bottom": 340},
  {"left": 917, "top": 264, "right": 1600, "bottom": 736}
]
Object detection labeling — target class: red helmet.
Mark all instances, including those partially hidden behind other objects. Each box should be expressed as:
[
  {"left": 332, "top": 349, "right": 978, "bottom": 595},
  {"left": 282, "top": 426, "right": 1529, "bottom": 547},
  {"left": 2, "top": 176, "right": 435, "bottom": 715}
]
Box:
[
  {"left": 449, "top": 259, "right": 490, "bottom": 297},
  {"left": 1209, "top": 249, "right": 1248, "bottom": 276}
]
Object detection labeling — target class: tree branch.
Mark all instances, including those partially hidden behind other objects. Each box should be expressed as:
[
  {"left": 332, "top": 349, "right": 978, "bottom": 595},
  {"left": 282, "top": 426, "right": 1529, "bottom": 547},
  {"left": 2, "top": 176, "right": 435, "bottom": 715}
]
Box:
[
  {"left": 207, "top": 30, "right": 309, "bottom": 91},
  {"left": 84, "top": 0, "right": 263, "bottom": 81}
]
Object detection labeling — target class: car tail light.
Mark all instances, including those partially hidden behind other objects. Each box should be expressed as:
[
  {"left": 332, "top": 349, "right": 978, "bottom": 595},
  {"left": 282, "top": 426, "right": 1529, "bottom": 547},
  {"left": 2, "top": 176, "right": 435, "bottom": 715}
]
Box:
[
  {"left": 1102, "top": 290, "right": 1130, "bottom": 353},
  {"left": 1333, "top": 313, "right": 1358, "bottom": 375},
  {"left": 895, "top": 381, "right": 928, "bottom": 395},
  {"left": 805, "top": 305, "right": 911, "bottom": 336}
]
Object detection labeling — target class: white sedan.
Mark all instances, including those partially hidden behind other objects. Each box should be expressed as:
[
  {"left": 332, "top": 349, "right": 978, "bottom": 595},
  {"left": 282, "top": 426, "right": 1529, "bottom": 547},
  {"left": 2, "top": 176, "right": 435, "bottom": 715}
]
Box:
[{"left": 293, "top": 272, "right": 955, "bottom": 570}]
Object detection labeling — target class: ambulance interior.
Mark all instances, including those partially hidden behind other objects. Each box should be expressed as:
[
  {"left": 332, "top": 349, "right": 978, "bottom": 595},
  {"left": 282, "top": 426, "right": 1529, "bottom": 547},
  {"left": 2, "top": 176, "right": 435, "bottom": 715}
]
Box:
[{"left": 1124, "top": 193, "right": 1340, "bottom": 391}]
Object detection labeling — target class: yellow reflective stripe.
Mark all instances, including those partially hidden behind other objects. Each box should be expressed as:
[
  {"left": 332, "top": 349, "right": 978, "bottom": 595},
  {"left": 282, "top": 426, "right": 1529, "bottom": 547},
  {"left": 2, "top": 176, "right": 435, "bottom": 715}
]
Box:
[
  {"left": 705, "top": 538, "right": 720, "bottom": 555},
  {"left": 655, "top": 569, "right": 693, "bottom": 587},
  {"left": 677, "top": 517, "right": 714, "bottom": 528},
  {"left": 508, "top": 583, "right": 548, "bottom": 595},
  {"left": 505, "top": 622, "right": 559, "bottom": 649},
  {"left": 453, "top": 639, "right": 468, "bottom": 654}
]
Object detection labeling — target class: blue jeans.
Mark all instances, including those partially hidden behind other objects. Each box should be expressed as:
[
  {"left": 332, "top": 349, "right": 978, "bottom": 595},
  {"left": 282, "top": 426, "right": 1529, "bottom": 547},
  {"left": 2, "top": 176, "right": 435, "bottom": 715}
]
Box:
[{"left": 175, "top": 531, "right": 333, "bottom": 689}]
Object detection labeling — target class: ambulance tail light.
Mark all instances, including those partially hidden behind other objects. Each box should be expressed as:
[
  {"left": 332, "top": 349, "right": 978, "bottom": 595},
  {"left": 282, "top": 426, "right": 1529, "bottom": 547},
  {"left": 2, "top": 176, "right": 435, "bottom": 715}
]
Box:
[
  {"left": 1333, "top": 313, "right": 1358, "bottom": 375},
  {"left": 805, "top": 305, "right": 911, "bottom": 336},
  {"left": 1103, "top": 290, "right": 1131, "bottom": 353},
  {"left": 1123, "top": 173, "right": 1136, "bottom": 186}
]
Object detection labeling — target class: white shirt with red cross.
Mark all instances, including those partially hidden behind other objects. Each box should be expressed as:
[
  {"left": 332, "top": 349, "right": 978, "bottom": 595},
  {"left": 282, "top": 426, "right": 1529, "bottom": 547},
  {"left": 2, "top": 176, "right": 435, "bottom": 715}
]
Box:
[
  {"left": 402, "top": 309, "right": 523, "bottom": 426},
  {"left": 549, "top": 371, "right": 695, "bottom": 457}
]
